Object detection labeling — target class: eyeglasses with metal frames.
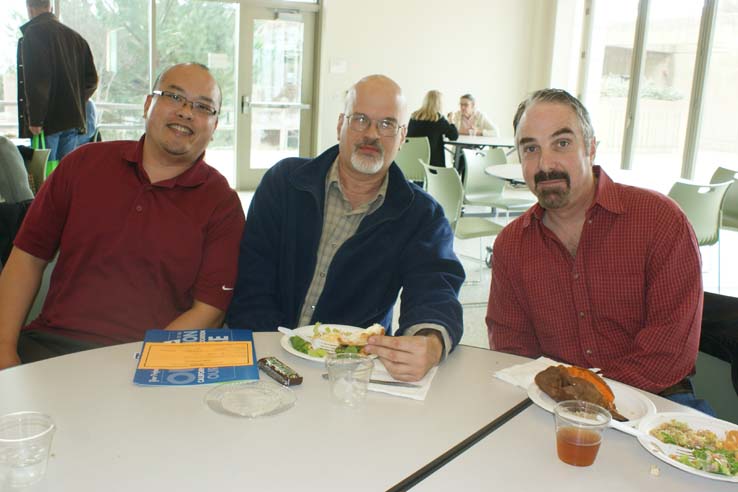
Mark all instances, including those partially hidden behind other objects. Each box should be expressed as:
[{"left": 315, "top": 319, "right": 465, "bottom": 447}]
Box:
[
  {"left": 152, "top": 90, "right": 218, "bottom": 117},
  {"left": 345, "top": 113, "right": 403, "bottom": 137}
]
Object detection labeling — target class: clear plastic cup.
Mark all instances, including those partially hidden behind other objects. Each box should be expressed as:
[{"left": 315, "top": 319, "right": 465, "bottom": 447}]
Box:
[
  {"left": 0, "top": 411, "right": 56, "bottom": 488},
  {"left": 325, "top": 353, "right": 374, "bottom": 407},
  {"left": 553, "top": 400, "right": 611, "bottom": 467}
]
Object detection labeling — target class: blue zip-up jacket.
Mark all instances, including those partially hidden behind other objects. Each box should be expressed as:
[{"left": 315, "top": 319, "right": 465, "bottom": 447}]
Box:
[{"left": 226, "top": 145, "right": 465, "bottom": 349}]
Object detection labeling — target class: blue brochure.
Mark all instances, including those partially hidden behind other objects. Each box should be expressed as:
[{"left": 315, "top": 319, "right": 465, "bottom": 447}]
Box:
[{"left": 133, "top": 329, "right": 259, "bottom": 386}]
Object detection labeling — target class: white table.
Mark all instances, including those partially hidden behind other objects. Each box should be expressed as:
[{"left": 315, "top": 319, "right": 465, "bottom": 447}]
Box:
[
  {"left": 0, "top": 334, "right": 531, "bottom": 491},
  {"left": 444, "top": 136, "right": 516, "bottom": 171},
  {"left": 484, "top": 164, "right": 675, "bottom": 195},
  {"left": 417, "top": 401, "right": 736, "bottom": 491},
  {"left": 485, "top": 163, "right": 527, "bottom": 185}
]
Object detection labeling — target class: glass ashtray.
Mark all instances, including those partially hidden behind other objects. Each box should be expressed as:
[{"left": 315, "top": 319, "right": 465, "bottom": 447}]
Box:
[{"left": 204, "top": 380, "right": 296, "bottom": 418}]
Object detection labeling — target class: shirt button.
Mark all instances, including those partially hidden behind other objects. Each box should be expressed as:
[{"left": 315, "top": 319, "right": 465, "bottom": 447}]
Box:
[
  {"left": 579, "top": 311, "right": 585, "bottom": 318},
  {"left": 135, "top": 205, "right": 143, "bottom": 212},
  {"left": 310, "top": 305, "right": 315, "bottom": 310},
  {"left": 319, "top": 272, "right": 326, "bottom": 278},
  {"left": 573, "top": 273, "right": 579, "bottom": 279},
  {"left": 585, "top": 349, "right": 593, "bottom": 355},
  {"left": 587, "top": 219, "right": 593, "bottom": 224}
]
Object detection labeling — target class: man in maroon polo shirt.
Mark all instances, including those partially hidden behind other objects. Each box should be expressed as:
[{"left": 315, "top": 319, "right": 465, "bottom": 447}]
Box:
[
  {"left": 0, "top": 63, "right": 245, "bottom": 368},
  {"left": 486, "top": 89, "right": 711, "bottom": 413}
]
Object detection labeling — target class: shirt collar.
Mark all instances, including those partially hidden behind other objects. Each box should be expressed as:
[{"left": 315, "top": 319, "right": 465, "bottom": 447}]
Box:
[
  {"left": 122, "top": 135, "right": 210, "bottom": 189},
  {"left": 522, "top": 165, "right": 623, "bottom": 228},
  {"left": 326, "top": 158, "right": 388, "bottom": 213}
]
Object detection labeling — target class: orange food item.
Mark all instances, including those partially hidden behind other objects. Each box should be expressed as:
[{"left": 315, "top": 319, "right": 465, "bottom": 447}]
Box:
[
  {"left": 563, "top": 366, "right": 615, "bottom": 405},
  {"left": 724, "top": 430, "right": 738, "bottom": 451}
]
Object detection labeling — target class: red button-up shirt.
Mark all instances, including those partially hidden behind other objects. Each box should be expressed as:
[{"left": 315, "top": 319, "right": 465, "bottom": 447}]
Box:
[
  {"left": 16, "top": 138, "right": 245, "bottom": 344},
  {"left": 487, "top": 167, "right": 703, "bottom": 393}
]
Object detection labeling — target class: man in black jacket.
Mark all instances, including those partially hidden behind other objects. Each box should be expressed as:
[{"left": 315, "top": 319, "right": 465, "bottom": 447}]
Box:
[{"left": 17, "top": 0, "right": 98, "bottom": 162}]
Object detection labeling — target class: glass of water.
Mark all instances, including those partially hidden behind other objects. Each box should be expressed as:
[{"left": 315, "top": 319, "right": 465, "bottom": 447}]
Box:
[
  {"left": 325, "top": 353, "right": 374, "bottom": 407},
  {"left": 0, "top": 411, "right": 56, "bottom": 488}
]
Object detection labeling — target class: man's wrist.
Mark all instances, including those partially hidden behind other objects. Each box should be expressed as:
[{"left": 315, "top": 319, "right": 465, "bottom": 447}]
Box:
[{"left": 415, "top": 328, "right": 444, "bottom": 364}]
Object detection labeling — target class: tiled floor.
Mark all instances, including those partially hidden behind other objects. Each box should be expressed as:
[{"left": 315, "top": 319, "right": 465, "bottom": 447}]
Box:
[{"left": 237, "top": 191, "right": 737, "bottom": 350}]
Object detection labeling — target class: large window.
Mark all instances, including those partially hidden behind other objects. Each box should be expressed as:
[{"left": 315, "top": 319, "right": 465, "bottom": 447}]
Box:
[
  {"left": 584, "top": 0, "right": 639, "bottom": 172},
  {"left": 61, "top": 0, "right": 150, "bottom": 142},
  {"left": 582, "top": 0, "right": 730, "bottom": 183},
  {"left": 630, "top": 0, "right": 702, "bottom": 181},
  {"left": 695, "top": 0, "right": 738, "bottom": 182},
  {"left": 0, "top": 4, "right": 29, "bottom": 136}
]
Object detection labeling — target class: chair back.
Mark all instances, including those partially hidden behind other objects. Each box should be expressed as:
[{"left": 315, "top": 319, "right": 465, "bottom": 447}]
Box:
[
  {"left": 710, "top": 167, "right": 738, "bottom": 231},
  {"left": 395, "top": 137, "right": 430, "bottom": 185},
  {"left": 28, "top": 149, "right": 51, "bottom": 194},
  {"left": 668, "top": 180, "right": 733, "bottom": 246},
  {"left": 423, "top": 163, "right": 463, "bottom": 231},
  {"left": 462, "top": 147, "right": 507, "bottom": 196}
]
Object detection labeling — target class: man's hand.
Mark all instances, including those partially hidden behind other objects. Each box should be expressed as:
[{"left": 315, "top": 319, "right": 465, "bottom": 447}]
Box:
[
  {"left": 447, "top": 112, "right": 453, "bottom": 121},
  {"left": 363, "top": 334, "right": 443, "bottom": 382},
  {"left": 29, "top": 126, "right": 43, "bottom": 135},
  {"left": 0, "top": 345, "right": 21, "bottom": 370}
]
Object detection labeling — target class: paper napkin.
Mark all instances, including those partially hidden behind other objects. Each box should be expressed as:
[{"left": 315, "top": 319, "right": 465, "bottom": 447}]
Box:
[
  {"left": 493, "top": 356, "right": 561, "bottom": 389},
  {"left": 368, "top": 359, "right": 437, "bottom": 401}
]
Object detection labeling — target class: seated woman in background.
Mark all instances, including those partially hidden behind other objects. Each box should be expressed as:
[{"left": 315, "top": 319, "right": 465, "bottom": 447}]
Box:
[{"left": 407, "top": 90, "right": 458, "bottom": 167}]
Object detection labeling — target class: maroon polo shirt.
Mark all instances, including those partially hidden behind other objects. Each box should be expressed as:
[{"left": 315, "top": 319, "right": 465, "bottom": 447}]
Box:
[{"left": 15, "top": 137, "right": 245, "bottom": 345}]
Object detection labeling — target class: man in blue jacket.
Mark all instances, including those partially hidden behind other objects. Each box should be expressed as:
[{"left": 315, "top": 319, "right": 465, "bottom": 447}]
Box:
[{"left": 227, "top": 74, "right": 464, "bottom": 381}]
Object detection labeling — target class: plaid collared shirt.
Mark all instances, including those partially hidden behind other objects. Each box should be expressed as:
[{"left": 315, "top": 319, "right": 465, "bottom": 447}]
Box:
[
  {"left": 297, "top": 160, "right": 388, "bottom": 325},
  {"left": 487, "top": 167, "right": 703, "bottom": 393}
]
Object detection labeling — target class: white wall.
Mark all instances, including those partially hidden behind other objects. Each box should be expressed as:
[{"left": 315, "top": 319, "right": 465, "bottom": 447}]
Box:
[{"left": 314, "top": 0, "right": 558, "bottom": 152}]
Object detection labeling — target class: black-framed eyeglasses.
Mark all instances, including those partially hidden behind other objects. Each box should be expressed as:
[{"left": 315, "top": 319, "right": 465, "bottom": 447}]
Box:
[
  {"left": 345, "top": 113, "right": 403, "bottom": 137},
  {"left": 152, "top": 90, "right": 218, "bottom": 117}
]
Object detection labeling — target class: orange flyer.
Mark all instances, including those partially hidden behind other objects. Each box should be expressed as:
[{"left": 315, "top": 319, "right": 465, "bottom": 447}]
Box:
[{"left": 138, "top": 341, "right": 254, "bottom": 370}]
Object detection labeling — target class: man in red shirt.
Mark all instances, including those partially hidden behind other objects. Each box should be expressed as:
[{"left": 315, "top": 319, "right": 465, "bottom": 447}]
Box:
[
  {"left": 486, "top": 89, "right": 711, "bottom": 413},
  {"left": 0, "top": 63, "right": 245, "bottom": 369}
]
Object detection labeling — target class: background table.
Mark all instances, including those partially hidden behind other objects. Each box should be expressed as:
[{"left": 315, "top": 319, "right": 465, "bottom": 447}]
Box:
[
  {"left": 484, "top": 163, "right": 675, "bottom": 195},
  {"left": 0, "top": 334, "right": 531, "bottom": 491},
  {"left": 444, "top": 136, "right": 516, "bottom": 171}
]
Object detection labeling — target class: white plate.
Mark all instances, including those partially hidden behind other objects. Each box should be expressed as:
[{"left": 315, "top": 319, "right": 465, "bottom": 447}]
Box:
[
  {"left": 637, "top": 412, "right": 738, "bottom": 482},
  {"left": 279, "top": 324, "right": 365, "bottom": 362},
  {"left": 204, "top": 381, "right": 296, "bottom": 418},
  {"left": 527, "top": 378, "right": 657, "bottom": 429}
]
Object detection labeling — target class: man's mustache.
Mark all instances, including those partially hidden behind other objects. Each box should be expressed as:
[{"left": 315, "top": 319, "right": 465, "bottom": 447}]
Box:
[
  {"left": 534, "top": 170, "right": 570, "bottom": 186},
  {"left": 355, "top": 138, "right": 383, "bottom": 153}
]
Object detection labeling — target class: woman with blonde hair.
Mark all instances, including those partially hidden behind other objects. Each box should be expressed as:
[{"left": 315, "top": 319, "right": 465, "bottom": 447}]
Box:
[{"left": 407, "top": 90, "right": 458, "bottom": 167}]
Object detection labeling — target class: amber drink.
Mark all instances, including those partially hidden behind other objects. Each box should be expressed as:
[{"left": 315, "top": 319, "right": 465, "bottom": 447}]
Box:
[{"left": 553, "top": 400, "right": 611, "bottom": 467}]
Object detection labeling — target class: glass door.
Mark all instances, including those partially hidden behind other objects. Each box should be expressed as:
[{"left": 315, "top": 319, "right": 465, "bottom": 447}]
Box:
[
  {"left": 237, "top": 7, "right": 315, "bottom": 189},
  {"left": 157, "top": 0, "right": 239, "bottom": 187}
]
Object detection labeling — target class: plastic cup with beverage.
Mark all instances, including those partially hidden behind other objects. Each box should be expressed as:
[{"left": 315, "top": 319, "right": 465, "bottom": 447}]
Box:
[
  {"left": 0, "top": 411, "right": 56, "bottom": 488},
  {"left": 468, "top": 128, "right": 477, "bottom": 136},
  {"left": 553, "top": 400, "right": 611, "bottom": 467},
  {"left": 325, "top": 353, "right": 374, "bottom": 407}
]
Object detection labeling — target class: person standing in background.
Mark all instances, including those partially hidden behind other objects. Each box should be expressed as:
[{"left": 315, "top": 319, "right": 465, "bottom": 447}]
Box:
[
  {"left": 407, "top": 90, "right": 458, "bottom": 167},
  {"left": 76, "top": 99, "right": 99, "bottom": 146},
  {"left": 17, "top": 0, "right": 98, "bottom": 162},
  {"left": 448, "top": 94, "right": 499, "bottom": 136}
]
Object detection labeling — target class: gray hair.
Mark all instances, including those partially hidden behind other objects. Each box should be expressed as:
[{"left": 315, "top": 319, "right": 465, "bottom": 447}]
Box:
[{"left": 513, "top": 88, "right": 595, "bottom": 145}]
